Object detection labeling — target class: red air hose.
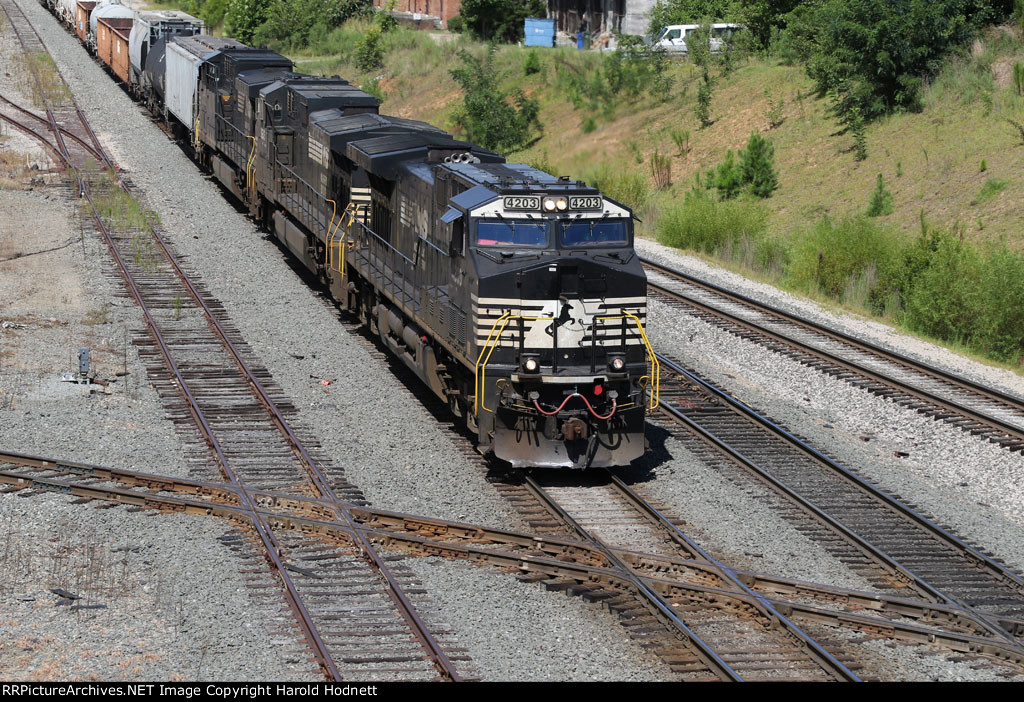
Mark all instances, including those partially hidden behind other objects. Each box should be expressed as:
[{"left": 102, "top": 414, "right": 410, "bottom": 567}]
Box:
[{"left": 533, "top": 394, "right": 617, "bottom": 421}]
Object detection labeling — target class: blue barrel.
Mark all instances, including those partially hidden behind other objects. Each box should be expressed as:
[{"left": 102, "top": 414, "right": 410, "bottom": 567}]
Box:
[{"left": 524, "top": 17, "right": 555, "bottom": 47}]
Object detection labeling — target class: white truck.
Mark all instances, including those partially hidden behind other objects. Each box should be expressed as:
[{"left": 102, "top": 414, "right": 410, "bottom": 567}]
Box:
[{"left": 652, "top": 23, "right": 742, "bottom": 54}]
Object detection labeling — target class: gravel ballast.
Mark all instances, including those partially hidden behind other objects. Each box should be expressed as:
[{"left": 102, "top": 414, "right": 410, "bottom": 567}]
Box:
[
  {"left": 638, "top": 237, "right": 1024, "bottom": 574},
  {"left": 2, "top": 0, "right": 680, "bottom": 680},
  {"left": 7, "top": 0, "right": 1024, "bottom": 680}
]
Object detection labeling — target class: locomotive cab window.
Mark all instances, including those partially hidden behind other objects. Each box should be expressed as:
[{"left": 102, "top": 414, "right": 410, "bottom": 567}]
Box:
[
  {"left": 560, "top": 219, "right": 629, "bottom": 247},
  {"left": 475, "top": 220, "right": 547, "bottom": 247}
]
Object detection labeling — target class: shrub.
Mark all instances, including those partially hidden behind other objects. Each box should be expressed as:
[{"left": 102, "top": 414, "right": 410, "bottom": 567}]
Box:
[
  {"left": 580, "top": 162, "right": 651, "bottom": 211},
  {"left": 903, "top": 230, "right": 984, "bottom": 344},
  {"left": 582, "top": 115, "right": 597, "bottom": 133},
  {"left": 449, "top": 46, "right": 542, "bottom": 154},
  {"left": 866, "top": 173, "right": 893, "bottom": 216},
  {"left": 764, "top": 88, "right": 785, "bottom": 129},
  {"left": 670, "top": 127, "right": 690, "bottom": 156},
  {"left": 847, "top": 105, "right": 867, "bottom": 161},
  {"left": 355, "top": 26, "right": 385, "bottom": 70},
  {"left": 976, "top": 247, "right": 1024, "bottom": 362},
  {"left": 787, "top": 215, "right": 904, "bottom": 300},
  {"left": 252, "top": 0, "right": 371, "bottom": 48},
  {"left": 523, "top": 50, "right": 542, "bottom": 76},
  {"left": 650, "top": 150, "right": 672, "bottom": 189},
  {"left": 656, "top": 190, "right": 768, "bottom": 255},
  {"left": 792, "top": 0, "right": 1004, "bottom": 121}
]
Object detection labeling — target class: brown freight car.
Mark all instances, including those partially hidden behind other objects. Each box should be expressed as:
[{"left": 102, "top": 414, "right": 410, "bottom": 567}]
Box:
[
  {"left": 75, "top": 1, "right": 96, "bottom": 44},
  {"left": 96, "top": 16, "right": 133, "bottom": 83}
]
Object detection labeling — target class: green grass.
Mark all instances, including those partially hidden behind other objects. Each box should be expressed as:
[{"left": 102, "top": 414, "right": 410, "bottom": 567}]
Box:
[{"left": 973, "top": 177, "right": 1010, "bottom": 204}]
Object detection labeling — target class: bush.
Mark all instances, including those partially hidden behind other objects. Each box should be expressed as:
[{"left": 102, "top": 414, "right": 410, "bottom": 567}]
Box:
[
  {"left": 579, "top": 162, "right": 651, "bottom": 211},
  {"left": 555, "top": 37, "right": 673, "bottom": 119},
  {"left": 355, "top": 26, "right": 385, "bottom": 70},
  {"left": 449, "top": 46, "right": 542, "bottom": 154},
  {"left": 656, "top": 190, "right": 768, "bottom": 256},
  {"left": 903, "top": 230, "right": 984, "bottom": 345},
  {"left": 787, "top": 215, "right": 904, "bottom": 299},
  {"left": 523, "top": 50, "right": 542, "bottom": 76},
  {"left": 976, "top": 247, "right": 1024, "bottom": 362}
]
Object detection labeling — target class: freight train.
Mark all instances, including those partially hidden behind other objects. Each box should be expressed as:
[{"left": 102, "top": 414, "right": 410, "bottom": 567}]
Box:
[{"left": 41, "top": 0, "right": 660, "bottom": 469}]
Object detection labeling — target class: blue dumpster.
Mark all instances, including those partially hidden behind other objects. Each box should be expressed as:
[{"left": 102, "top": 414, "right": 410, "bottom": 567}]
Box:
[{"left": 524, "top": 17, "right": 555, "bottom": 47}]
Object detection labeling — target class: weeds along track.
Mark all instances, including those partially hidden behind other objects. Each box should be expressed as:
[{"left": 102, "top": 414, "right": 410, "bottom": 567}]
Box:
[
  {"left": 653, "top": 352, "right": 1024, "bottom": 645},
  {"left": 7, "top": 450, "right": 1024, "bottom": 681},
  {"left": 0, "top": 0, "right": 467, "bottom": 680},
  {"left": 643, "top": 257, "right": 1024, "bottom": 453}
]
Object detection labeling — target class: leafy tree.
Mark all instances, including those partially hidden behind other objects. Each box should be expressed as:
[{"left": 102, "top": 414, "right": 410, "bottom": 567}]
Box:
[
  {"left": 458, "top": 0, "right": 545, "bottom": 43},
  {"left": 225, "top": 0, "right": 270, "bottom": 43},
  {"left": 253, "top": 0, "right": 371, "bottom": 47},
  {"left": 739, "top": 132, "right": 778, "bottom": 197},
  {"left": 449, "top": 46, "right": 542, "bottom": 153},
  {"left": 791, "top": 0, "right": 1010, "bottom": 121},
  {"left": 736, "top": 0, "right": 804, "bottom": 51}
]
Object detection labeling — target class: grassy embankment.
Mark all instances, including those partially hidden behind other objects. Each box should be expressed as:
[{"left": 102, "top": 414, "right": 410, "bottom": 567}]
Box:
[
  {"left": 141, "top": 15, "right": 1024, "bottom": 368},
  {"left": 290, "top": 23, "right": 1024, "bottom": 368}
]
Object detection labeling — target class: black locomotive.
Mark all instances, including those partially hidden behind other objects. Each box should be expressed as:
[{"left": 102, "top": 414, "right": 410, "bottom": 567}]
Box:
[{"left": 45, "top": 5, "right": 660, "bottom": 468}]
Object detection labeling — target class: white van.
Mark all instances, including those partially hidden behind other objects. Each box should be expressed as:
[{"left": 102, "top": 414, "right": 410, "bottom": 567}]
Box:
[{"left": 652, "top": 23, "right": 742, "bottom": 54}]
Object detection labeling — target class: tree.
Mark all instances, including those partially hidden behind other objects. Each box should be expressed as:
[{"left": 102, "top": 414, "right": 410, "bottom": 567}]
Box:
[
  {"left": 866, "top": 172, "right": 894, "bottom": 216},
  {"left": 457, "top": 0, "right": 546, "bottom": 43},
  {"left": 739, "top": 131, "right": 778, "bottom": 197},
  {"left": 793, "top": 0, "right": 1011, "bottom": 120},
  {"left": 449, "top": 46, "right": 542, "bottom": 153},
  {"left": 225, "top": 0, "right": 270, "bottom": 44}
]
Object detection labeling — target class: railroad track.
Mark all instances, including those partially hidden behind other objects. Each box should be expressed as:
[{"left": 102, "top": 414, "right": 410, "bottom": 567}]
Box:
[
  {"left": 6, "top": 448, "right": 1024, "bottom": 678},
  {"left": 642, "top": 257, "right": 1024, "bottom": 453},
  {"left": 652, "top": 352, "right": 1024, "bottom": 646},
  {"left": 1, "top": 0, "right": 466, "bottom": 680}
]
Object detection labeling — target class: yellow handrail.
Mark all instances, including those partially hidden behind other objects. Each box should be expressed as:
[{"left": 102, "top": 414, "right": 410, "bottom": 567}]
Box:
[
  {"left": 245, "top": 136, "right": 257, "bottom": 198},
  {"left": 324, "top": 198, "right": 337, "bottom": 270},
  {"left": 473, "top": 312, "right": 513, "bottom": 416},
  {"left": 597, "top": 313, "right": 659, "bottom": 409},
  {"left": 193, "top": 115, "right": 200, "bottom": 151}
]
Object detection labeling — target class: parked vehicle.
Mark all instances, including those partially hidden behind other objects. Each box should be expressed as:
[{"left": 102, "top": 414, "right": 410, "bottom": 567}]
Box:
[{"left": 652, "top": 22, "right": 742, "bottom": 54}]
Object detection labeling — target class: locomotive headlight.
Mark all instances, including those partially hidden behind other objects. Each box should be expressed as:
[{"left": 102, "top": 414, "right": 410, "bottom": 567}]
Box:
[
  {"left": 609, "top": 355, "right": 626, "bottom": 372},
  {"left": 543, "top": 198, "right": 557, "bottom": 212},
  {"left": 522, "top": 355, "right": 540, "bottom": 373},
  {"left": 555, "top": 197, "right": 568, "bottom": 211}
]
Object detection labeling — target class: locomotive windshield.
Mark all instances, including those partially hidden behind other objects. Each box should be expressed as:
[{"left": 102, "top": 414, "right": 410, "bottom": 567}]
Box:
[
  {"left": 476, "top": 220, "right": 547, "bottom": 247},
  {"left": 560, "top": 219, "right": 629, "bottom": 247}
]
